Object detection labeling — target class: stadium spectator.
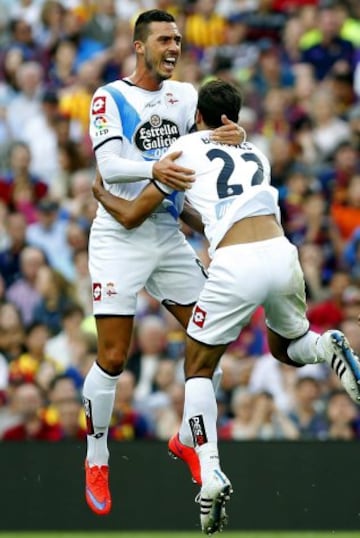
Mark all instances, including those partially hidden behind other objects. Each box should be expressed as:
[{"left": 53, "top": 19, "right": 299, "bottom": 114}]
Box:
[
  {"left": 5, "top": 246, "right": 46, "bottom": 326},
  {"left": 58, "top": 59, "right": 103, "bottom": 140},
  {"left": 300, "top": 0, "right": 355, "bottom": 81},
  {"left": 19, "top": 88, "right": 62, "bottom": 185},
  {"left": 26, "top": 198, "right": 74, "bottom": 280},
  {"left": 0, "top": 301, "right": 25, "bottom": 362},
  {"left": 8, "top": 321, "right": 61, "bottom": 391},
  {"left": 0, "top": 141, "right": 48, "bottom": 223},
  {"left": 184, "top": 0, "right": 227, "bottom": 58},
  {"left": 80, "top": 0, "right": 118, "bottom": 49},
  {"left": 319, "top": 141, "right": 360, "bottom": 204},
  {"left": 287, "top": 377, "right": 328, "bottom": 439},
  {"left": 7, "top": 1, "right": 42, "bottom": 32},
  {"left": 330, "top": 174, "right": 360, "bottom": 250},
  {"left": 154, "top": 381, "right": 186, "bottom": 440},
  {"left": 109, "top": 370, "right": 153, "bottom": 440},
  {"left": 49, "top": 139, "right": 88, "bottom": 201},
  {"left": 6, "top": 61, "right": 44, "bottom": 139},
  {"left": 220, "top": 389, "right": 299, "bottom": 440},
  {"left": 61, "top": 168, "right": 95, "bottom": 224},
  {"left": 54, "top": 397, "right": 87, "bottom": 439},
  {"left": 298, "top": 242, "right": 329, "bottom": 303},
  {"left": 46, "top": 38, "right": 77, "bottom": 89},
  {"left": 130, "top": 315, "right": 169, "bottom": 403},
  {"left": 307, "top": 270, "right": 350, "bottom": 332},
  {"left": 45, "top": 302, "right": 85, "bottom": 368},
  {"left": 248, "top": 353, "right": 297, "bottom": 413},
  {"left": 36, "top": 0, "right": 67, "bottom": 51},
  {"left": 325, "top": 389, "right": 360, "bottom": 440},
  {"left": 32, "top": 264, "right": 75, "bottom": 335},
  {"left": 0, "top": 211, "right": 28, "bottom": 287},
  {"left": 137, "top": 358, "right": 179, "bottom": 427},
  {"left": 250, "top": 40, "right": 294, "bottom": 101},
  {"left": 1, "top": 381, "right": 60, "bottom": 440}
]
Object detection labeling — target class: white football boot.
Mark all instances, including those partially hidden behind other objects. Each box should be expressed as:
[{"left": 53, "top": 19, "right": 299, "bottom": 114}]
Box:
[
  {"left": 197, "top": 469, "right": 233, "bottom": 535},
  {"left": 318, "top": 330, "right": 360, "bottom": 403}
]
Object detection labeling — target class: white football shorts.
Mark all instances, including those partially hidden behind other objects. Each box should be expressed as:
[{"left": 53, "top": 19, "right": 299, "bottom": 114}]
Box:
[
  {"left": 89, "top": 213, "right": 207, "bottom": 316},
  {"left": 187, "top": 236, "right": 309, "bottom": 346}
]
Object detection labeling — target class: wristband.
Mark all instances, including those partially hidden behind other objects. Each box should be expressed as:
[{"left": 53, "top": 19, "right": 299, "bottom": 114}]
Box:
[{"left": 151, "top": 179, "right": 174, "bottom": 195}]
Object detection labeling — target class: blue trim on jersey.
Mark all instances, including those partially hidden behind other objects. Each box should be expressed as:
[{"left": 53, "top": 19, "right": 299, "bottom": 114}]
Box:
[
  {"left": 104, "top": 85, "right": 141, "bottom": 143},
  {"left": 104, "top": 84, "right": 184, "bottom": 221},
  {"left": 165, "top": 191, "right": 184, "bottom": 220}
]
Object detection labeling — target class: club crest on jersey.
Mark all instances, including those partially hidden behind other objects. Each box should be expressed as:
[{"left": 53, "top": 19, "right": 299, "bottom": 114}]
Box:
[
  {"left": 192, "top": 305, "right": 207, "bottom": 328},
  {"left": 92, "top": 96, "right": 106, "bottom": 115},
  {"left": 93, "top": 283, "right": 102, "bottom": 301},
  {"left": 165, "top": 92, "right": 179, "bottom": 105},
  {"left": 134, "top": 115, "right": 180, "bottom": 160}
]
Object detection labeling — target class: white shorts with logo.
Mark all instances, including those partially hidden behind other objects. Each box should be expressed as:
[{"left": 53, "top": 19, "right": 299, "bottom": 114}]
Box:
[
  {"left": 187, "top": 236, "right": 309, "bottom": 346},
  {"left": 89, "top": 213, "right": 206, "bottom": 316}
]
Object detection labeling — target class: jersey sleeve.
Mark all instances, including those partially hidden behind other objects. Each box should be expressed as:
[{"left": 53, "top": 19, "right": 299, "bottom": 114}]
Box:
[{"left": 89, "top": 86, "right": 123, "bottom": 151}]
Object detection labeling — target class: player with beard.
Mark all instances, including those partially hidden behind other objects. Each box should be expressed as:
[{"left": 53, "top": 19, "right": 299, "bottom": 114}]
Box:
[{"left": 84, "top": 10, "right": 243, "bottom": 516}]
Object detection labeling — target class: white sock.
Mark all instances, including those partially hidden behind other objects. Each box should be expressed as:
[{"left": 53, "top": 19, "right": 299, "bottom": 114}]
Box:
[
  {"left": 179, "top": 367, "right": 223, "bottom": 447},
  {"left": 197, "top": 442, "right": 220, "bottom": 484},
  {"left": 182, "top": 377, "right": 219, "bottom": 482},
  {"left": 82, "top": 362, "right": 120, "bottom": 466},
  {"left": 287, "top": 330, "right": 324, "bottom": 365}
]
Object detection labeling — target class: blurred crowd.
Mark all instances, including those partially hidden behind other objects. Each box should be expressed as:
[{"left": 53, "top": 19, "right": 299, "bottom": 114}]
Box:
[{"left": 0, "top": 0, "right": 360, "bottom": 442}]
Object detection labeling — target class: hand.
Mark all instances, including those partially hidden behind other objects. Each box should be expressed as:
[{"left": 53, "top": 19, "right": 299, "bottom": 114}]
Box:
[
  {"left": 210, "top": 115, "right": 246, "bottom": 145},
  {"left": 153, "top": 151, "right": 195, "bottom": 191},
  {"left": 92, "top": 168, "right": 105, "bottom": 201}
]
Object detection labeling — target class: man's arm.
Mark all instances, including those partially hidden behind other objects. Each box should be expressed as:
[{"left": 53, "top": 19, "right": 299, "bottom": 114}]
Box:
[
  {"left": 180, "top": 199, "right": 204, "bottom": 235},
  {"left": 92, "top": 170, "right": 165, "bottom": 229}
]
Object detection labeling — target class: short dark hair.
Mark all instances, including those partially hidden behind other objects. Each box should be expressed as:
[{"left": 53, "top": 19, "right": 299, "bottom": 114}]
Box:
[
  {"left": 197, "top": 80, "right": 242, "bottom": 128},
  {"left": 133, "top": 9, "right": 175, "bottom": 42}
]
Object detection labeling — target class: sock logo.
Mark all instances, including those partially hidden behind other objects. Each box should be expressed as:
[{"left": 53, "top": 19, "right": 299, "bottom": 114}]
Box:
[
  {"left": 83, "top": 397, "right": 95, "bottom": 435},
  {"left": 189, "top": 415, "right": 208, "bottom": 447}
]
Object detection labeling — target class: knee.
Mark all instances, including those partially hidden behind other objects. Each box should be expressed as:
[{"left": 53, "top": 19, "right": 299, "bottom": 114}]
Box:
[
  {"left": 97, "top": 344, "right": 127, "bottom": 375},
  {"left": 184, "top": 354, "right": 215, "bottom": 379}
]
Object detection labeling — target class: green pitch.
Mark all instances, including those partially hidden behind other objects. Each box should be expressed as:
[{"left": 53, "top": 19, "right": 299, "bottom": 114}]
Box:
[{"left": 0, "top": 530, "right": 359, "bottom": 538}]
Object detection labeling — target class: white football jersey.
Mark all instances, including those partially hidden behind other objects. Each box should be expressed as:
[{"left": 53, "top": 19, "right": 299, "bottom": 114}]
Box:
[
  {"left": 89, "top": 79, "right": 197, "bottom": 224},
  {"left": 163, "top": 130, "right": 281, "bottom": 257}
]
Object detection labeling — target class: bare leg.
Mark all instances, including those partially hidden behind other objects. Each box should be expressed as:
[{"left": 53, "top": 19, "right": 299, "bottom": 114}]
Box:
[{"left": 166, "top": 304, "right": 224, "bottom": 443}]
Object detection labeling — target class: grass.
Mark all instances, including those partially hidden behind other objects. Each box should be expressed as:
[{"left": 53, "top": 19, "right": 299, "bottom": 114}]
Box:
[{"left": 0, "top": 530, "right": 359, "bottom": 538}]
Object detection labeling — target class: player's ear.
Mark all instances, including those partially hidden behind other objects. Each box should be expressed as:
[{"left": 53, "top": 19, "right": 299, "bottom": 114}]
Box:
[
  {"left": 134, "top": 40, "right": 145, "bottom": 54},
  {"left": 195, "top": 109, "right": 202, "bottom": 125}
]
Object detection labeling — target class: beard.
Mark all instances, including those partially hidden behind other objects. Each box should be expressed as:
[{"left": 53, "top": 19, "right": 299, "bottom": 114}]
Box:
[{"left": 144, "top": 52, "right": 171, "bottom": 82}]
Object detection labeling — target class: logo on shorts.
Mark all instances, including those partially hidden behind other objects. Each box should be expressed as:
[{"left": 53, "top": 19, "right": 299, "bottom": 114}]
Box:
[
  {"left": 192, "top": 305, "right": 207, "bottom": 328},
  {"left": 105, "top": 282, "right": 117, "bottom": 296},
  {"left": 93, "top": 282, "right": 102, "bottom": 301},
  {"left": 92, "top": 96, "right": 106, "bottom": 115}
]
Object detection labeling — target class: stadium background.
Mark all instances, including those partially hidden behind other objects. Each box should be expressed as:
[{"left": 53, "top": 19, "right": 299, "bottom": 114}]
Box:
[{"left": 0, "top": 0, "right": 360, "bottom": 533}]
